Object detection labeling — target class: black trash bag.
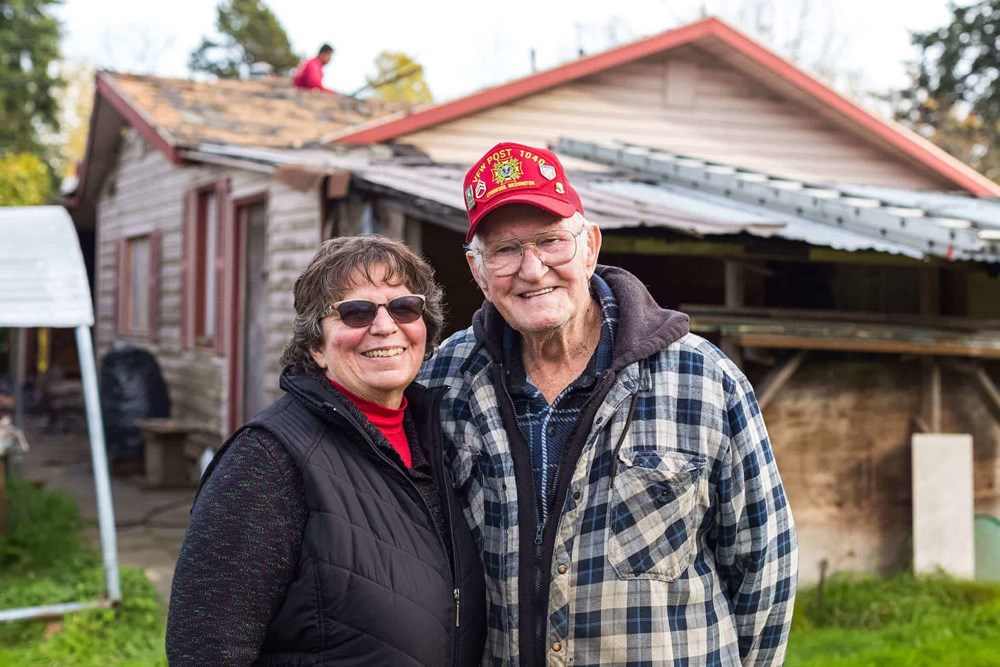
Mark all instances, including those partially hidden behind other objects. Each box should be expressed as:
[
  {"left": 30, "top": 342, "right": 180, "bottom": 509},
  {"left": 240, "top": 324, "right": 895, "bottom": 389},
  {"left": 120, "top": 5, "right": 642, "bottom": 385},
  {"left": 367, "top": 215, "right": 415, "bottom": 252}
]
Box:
[{"left": 99, "top": 343, "right": 170, "bottom": 462}]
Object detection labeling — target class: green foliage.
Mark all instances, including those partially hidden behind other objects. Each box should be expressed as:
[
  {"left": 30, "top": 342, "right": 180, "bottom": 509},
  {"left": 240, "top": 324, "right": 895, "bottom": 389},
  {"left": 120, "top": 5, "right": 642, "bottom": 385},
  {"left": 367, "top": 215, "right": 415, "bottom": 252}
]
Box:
[
  {"left": 0, "top": 152, "right": 52, "bottom": 206},
  {"left": 894, "top": 1, "right": 1000, "bottom": 182},
  {"left": 0, "top": 478, "right": 167, "bottom": 666},
  {"left": 794, "top": 571, "right": 1000, "bottom": 629},
  {"left": 368, "top": 51, "right": 433, "bottom": 105},
  {"left": 189, "top": 0, "right": 300, "bottom": 78},
  {"left": 0, "top": 0, "right": 63, "bottom": 156},
  {"left": 787, "top": 572, "right": 1000, "bottom": 666}
]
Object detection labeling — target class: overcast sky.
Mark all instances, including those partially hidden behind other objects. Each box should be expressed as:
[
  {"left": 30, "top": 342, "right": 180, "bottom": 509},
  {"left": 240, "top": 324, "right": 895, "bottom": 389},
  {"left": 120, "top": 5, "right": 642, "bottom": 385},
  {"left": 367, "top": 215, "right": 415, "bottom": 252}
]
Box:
[{"left": 54, "top": 0, "right": 954, "bottom": 104}]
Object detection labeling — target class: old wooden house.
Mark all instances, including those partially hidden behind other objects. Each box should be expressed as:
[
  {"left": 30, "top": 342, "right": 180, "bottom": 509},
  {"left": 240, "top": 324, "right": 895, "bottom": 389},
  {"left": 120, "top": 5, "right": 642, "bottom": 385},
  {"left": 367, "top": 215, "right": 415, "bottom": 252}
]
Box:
[{"left": 69, "top": 17, "right": 1000, "bottom": 583}]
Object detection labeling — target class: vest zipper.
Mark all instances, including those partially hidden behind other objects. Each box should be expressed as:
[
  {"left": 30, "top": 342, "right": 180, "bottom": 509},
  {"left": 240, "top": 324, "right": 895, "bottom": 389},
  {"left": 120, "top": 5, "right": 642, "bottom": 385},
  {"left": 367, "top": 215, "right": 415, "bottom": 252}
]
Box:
[{"left": 334, "top": 401, "right": 462, "bottom": 664}]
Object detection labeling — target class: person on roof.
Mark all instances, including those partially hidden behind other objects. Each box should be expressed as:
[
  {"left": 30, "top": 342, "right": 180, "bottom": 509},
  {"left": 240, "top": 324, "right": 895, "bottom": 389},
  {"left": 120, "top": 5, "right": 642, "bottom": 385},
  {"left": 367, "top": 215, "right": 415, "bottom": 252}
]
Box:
[{"left": 292, "top": 43, "right": 336, "bottom": 93}]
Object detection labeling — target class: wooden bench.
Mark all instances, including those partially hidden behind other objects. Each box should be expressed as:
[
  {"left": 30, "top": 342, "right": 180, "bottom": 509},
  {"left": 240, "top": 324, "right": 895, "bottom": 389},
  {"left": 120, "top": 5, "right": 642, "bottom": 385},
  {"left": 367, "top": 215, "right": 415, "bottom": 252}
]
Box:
[{"left": 136, "top": 419, "right": 206, "bottom": 488}]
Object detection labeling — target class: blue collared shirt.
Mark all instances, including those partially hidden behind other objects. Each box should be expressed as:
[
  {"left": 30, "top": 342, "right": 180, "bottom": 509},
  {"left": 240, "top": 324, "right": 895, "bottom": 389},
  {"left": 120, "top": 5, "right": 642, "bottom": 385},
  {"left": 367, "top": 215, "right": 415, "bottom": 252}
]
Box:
[{"left": 502, "top": 274, "right": 618, "bottom": 526}]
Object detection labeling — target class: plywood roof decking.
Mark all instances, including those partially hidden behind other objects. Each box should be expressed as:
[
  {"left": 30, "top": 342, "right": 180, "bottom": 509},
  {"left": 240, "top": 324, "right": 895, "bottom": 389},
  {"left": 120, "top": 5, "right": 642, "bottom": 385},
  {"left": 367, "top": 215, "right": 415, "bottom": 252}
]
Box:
[{"left": 104, "top": 73, "right": 406, "bottom": 150}]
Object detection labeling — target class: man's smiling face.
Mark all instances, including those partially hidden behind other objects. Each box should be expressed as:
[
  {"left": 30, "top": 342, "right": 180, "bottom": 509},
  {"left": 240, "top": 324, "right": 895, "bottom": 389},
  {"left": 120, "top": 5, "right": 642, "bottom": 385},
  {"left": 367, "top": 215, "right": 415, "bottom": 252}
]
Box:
[{"left": 467, "top": 204, "right": 600, "bottom": 337}]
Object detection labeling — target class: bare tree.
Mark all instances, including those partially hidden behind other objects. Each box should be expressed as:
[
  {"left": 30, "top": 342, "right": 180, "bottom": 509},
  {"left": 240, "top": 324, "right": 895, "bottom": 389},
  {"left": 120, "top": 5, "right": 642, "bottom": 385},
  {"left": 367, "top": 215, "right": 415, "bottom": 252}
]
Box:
[{"left": 98, "top": 23, "right": 177, "bottom": 75}]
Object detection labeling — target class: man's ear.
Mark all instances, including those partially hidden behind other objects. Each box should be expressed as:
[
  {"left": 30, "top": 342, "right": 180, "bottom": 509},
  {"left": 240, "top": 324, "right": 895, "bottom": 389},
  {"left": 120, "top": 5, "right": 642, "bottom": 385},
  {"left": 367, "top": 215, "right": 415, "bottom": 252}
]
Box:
[
  {"left": 310, "top": 346, "right": 327, "bottom": 370},
  {"left": 466, "top": 251, "right": 491, "bottom": 300},
  {"left": 585, "top": 223, "right": 602, "bottom": 275}
]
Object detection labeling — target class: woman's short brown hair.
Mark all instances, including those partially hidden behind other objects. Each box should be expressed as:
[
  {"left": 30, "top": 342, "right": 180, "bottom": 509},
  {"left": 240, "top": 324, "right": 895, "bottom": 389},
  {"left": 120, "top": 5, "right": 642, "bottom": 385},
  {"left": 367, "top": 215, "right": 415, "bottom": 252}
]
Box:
[{"left": 280, "top": 235, "right": 446, "bottom": 375}]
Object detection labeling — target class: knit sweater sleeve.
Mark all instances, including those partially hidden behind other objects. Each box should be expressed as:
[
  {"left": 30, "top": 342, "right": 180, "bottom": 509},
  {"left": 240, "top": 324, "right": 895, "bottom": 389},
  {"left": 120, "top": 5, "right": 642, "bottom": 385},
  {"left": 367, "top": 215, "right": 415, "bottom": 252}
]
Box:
[{"left": 166, "top": 428, "right": 307, "bottom": 666}]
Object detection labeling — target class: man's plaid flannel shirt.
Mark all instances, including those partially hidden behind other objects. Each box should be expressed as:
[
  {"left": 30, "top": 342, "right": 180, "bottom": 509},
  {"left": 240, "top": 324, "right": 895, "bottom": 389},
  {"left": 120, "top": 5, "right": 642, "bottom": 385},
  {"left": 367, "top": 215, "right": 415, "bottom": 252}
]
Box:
[{"left": 418, "top": 266, "right": 797, "bottom": 666}]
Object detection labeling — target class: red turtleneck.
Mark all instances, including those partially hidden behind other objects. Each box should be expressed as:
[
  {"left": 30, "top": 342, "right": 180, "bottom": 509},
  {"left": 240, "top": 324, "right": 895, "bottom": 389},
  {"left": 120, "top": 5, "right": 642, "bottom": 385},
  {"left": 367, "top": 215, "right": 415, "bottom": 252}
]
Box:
[{"left": 329, "top": 380, "right": 411, "bottom": 468}]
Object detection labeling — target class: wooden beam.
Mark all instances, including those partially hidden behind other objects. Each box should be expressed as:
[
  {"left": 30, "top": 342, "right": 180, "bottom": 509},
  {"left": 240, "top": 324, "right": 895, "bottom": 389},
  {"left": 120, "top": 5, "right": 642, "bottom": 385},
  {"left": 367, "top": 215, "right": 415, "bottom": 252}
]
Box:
[
  {"left": 974, "top": 367, "right": 1000, "bottom": 425},
  {"left": 922, "top": 357, "right": 942, "bottom": 433},
  {"left": 757, "top": 350, "right": 808, "bottom": 411},
  {"left": 940, "top": 361, "right": 1000, "bottom": 426},
  {"left": 722, "top": 260, "right": 744, "bottom": 368},
  {"left": 684, "top": 304, "right": 1000, "bottom": 332},
  {"left": 735, "top": 334, "right": 1000, "bottom": 359},
  {"left": 600, "top": 236, "right": 745, "bottom": 258},
  {"left": 920, "top": 267, "right": 941, "bottom": 316}
]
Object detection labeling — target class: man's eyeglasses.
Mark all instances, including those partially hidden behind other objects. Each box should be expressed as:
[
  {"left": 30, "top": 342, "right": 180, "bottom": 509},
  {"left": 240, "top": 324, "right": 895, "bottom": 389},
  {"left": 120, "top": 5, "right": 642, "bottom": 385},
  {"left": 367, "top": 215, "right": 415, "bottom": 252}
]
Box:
[
  {"left": 475, "top": 226, "right": 586, "bottom": 277},
  {"left": 322, "top": 294, "right": 426, "bottom": 328}
]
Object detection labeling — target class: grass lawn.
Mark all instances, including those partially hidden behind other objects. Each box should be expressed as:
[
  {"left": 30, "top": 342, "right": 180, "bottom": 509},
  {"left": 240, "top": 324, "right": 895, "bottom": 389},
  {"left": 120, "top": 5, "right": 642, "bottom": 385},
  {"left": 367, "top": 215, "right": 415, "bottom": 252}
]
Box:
[
  {"left": 0, "top": 477, "right": 167, "bottom": 667},
  {"left": 787, "top": 570, "right": 1000, "bottom": 666},
  {"left": 4, "top": 475, "right": 999, "bottom": 666}
]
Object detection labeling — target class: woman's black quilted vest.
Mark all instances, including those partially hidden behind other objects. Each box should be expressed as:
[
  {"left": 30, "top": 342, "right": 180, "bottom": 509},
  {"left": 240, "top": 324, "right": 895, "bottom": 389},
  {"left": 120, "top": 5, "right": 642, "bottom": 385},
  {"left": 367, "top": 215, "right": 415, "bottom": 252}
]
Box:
[{"left": 203, "top": 371, "right": 486, "bottom": 667}]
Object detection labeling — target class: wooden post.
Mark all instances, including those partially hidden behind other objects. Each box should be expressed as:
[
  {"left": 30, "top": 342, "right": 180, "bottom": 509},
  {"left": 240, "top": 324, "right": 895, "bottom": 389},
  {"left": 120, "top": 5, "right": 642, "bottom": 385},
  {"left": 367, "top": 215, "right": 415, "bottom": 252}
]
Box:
[
  {"left": 974, "top": 367, "right": 1000, "bottom": 425},
  {"left": 12, "top": 329, "right": 25, "bottom": 430},
  {"left": 375, "top": 201, "right": 406, "bottom": 240},
  {"left": 922, "top": 357, "right": 942, "bottom": 433},
  {"left": 721, "top": 260, "right": 744, "bottom": 368},
  {"left": 919, "top": 267, "right": 940, "bottom": 316},
  {"left": 757, "top": 350, "right": 808, "bottom": 411}
]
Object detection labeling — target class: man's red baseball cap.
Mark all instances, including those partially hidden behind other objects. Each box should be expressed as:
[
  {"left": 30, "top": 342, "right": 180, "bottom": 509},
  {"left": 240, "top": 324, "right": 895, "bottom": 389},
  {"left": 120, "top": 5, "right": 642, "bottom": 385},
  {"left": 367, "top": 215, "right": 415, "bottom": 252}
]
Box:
[{"left": 462, "top": 142, "right": 584, "bottom": 242}]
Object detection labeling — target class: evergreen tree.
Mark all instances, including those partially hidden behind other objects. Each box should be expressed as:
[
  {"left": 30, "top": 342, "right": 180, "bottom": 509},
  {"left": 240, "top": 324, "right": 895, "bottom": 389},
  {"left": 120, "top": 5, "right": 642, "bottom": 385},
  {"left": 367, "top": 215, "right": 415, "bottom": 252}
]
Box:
[
  {"left": 0, "top": 0, "right": 63, "bottom": 156},
  {"left": 189, "top": 0, "right": 299, "bottom": 79},
  {"left": 895, "top": 1, "right": 1000, "bottom": 182}
]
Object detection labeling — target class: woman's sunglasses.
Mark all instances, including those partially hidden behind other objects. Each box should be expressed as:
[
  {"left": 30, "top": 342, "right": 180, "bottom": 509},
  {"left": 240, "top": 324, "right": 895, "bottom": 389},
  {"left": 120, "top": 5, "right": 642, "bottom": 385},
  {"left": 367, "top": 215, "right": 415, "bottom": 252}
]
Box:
[{"left": 322, "top": 294, "right": 426, "bottom": 328}]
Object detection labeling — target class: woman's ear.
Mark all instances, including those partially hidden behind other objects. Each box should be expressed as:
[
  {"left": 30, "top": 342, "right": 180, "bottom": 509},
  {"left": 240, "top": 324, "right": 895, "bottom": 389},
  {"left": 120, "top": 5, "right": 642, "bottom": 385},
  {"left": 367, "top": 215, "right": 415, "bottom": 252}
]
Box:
[{"left": 310, "top": 346, "right": 326, "bottom": 370}]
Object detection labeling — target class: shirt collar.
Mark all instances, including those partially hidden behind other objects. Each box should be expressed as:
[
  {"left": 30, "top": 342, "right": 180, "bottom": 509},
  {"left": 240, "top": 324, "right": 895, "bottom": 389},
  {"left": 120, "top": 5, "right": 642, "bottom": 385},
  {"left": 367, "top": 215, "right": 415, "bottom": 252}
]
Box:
[{"left": 503, "top": 274, "right": 619, "bottom": 395}]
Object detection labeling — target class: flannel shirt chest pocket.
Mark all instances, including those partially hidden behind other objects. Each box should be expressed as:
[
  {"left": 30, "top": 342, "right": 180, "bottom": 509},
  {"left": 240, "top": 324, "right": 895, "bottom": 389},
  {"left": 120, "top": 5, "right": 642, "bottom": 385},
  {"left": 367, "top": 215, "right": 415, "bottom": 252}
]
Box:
[{"left": 606, "top": 448, "right": 708, "bottom": 582}]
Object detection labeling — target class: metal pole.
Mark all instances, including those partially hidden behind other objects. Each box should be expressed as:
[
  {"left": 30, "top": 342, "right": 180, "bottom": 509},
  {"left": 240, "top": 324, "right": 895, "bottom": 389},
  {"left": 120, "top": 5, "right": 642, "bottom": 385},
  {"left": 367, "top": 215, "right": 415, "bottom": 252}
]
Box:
[
  {"left": 75, "top": 325, "right": 121, "bottom": 602},
  {"left": 12, "top": 329, "right": 25, "bottom": 430},
  {"left": 9, "top": 329, "right": 26, "bottom": 476},
  {"left": 0, "top": 599, "right": 115, "bottom": 624}
]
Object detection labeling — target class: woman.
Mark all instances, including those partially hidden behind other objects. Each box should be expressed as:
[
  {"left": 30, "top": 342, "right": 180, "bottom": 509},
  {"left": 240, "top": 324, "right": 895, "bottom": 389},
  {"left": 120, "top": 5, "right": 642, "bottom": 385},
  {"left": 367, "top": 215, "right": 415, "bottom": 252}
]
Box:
[{"left": 166, "top": 236, "right": 486, "bottom": 666}]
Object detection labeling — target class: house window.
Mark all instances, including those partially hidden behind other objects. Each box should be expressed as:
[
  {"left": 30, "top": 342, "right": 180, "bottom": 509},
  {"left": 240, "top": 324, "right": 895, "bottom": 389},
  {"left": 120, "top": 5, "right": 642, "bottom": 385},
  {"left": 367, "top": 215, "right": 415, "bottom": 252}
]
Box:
[
  {"left": 118, "top": 233, "right": 159, "bottom": 336},
  {"left": 126, "top": 236, "right": 151, "bottom": 332},
  {"left": 196, "top": 189, "right": 219, "bottom": 344}
]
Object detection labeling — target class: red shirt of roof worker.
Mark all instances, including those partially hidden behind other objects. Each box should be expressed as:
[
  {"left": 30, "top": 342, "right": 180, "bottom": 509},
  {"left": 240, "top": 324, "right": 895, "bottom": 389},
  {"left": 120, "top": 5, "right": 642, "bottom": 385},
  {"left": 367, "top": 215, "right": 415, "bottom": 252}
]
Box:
[{"left": 293, "top": 44, "right": 337, "bottom": 93}]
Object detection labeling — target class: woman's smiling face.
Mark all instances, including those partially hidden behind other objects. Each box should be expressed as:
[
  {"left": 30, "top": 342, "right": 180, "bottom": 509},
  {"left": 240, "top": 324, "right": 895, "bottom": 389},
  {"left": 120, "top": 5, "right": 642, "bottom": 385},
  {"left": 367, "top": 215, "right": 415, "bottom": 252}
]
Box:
[{"left": 310, "top": 269, "right": 426, "bottom": 408}]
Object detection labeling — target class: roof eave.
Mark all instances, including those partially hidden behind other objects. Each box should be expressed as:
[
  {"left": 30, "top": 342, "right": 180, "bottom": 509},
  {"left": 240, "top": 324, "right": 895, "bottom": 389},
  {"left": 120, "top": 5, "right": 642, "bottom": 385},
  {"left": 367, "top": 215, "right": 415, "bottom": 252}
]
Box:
[
  {"left": 332, "top": 16, "right": 1000, "bottom": 198},
  {"left": 96, "top": 72, "right": 183, "bottom": 165}
]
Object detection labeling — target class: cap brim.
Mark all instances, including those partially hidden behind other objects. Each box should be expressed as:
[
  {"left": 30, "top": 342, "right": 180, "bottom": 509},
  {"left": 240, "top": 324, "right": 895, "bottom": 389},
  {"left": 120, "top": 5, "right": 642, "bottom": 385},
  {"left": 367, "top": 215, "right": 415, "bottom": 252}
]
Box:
[{"left": 466, "top": 193, "right": 579, "bottom": 242}]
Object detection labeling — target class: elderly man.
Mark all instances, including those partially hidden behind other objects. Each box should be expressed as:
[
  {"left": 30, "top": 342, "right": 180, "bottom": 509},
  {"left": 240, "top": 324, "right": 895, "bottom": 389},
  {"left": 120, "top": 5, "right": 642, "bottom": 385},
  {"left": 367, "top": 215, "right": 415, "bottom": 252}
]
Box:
[{"left": 419, "top": 142, "right": 797, "bottom": 666}]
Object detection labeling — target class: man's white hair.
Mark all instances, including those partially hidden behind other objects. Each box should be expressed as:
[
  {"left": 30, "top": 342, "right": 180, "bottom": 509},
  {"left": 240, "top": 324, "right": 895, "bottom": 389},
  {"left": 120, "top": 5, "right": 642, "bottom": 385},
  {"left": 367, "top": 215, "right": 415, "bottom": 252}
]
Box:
[{"left": 466, "top": 211, "right": 594, "bottom": 275}]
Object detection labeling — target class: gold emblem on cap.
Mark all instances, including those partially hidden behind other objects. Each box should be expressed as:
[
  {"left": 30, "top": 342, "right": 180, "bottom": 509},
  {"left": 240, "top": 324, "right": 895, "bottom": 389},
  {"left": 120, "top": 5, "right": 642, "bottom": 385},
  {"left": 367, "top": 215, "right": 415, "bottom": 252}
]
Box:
[
  {"left": 555, "top": 182, "right": 565, "bottom": 194},
  {"left": 492, "top": 158, "right": 523, "bottom": 185}
]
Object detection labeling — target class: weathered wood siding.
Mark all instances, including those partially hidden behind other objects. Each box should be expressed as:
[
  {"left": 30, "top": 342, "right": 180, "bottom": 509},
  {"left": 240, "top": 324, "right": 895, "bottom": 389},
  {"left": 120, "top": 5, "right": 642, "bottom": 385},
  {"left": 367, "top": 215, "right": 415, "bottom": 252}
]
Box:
[
  {"left": 400, "top": 46, "right": 951, "bottom": 189},
  {"left": 769, "top": 359, "right": 1000, "bottom": 584},
  {"left": 95, "top": 129, "right": 321, "bottom": 446}
]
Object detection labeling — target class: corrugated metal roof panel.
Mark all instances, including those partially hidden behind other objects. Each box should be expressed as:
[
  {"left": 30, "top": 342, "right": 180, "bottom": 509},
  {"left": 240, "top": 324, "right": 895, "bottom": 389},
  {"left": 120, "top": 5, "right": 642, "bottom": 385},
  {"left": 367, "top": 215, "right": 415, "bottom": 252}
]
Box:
[
  {"left": 0, "top": 206, "right": 94, "bottom": 328},
  {"left": 592, "top": 180, "right": 924, "bottom": 257},
  {"left": 557, "top": 138, "right": 1000, "bottom": 262},
  {"left": 354, "top": 162, "right": 923, "bottom": 257},
  {"left": 833, "top": 184, "right": 1000, "bottom": 230}
]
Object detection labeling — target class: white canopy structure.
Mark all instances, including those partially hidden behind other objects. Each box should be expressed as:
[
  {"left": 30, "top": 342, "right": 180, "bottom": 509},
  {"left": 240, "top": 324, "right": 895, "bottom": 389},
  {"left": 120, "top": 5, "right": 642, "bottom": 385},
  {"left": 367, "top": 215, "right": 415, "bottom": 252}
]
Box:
[{"left": 0, "top": 206, "right": 120, "bottom": 622}]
